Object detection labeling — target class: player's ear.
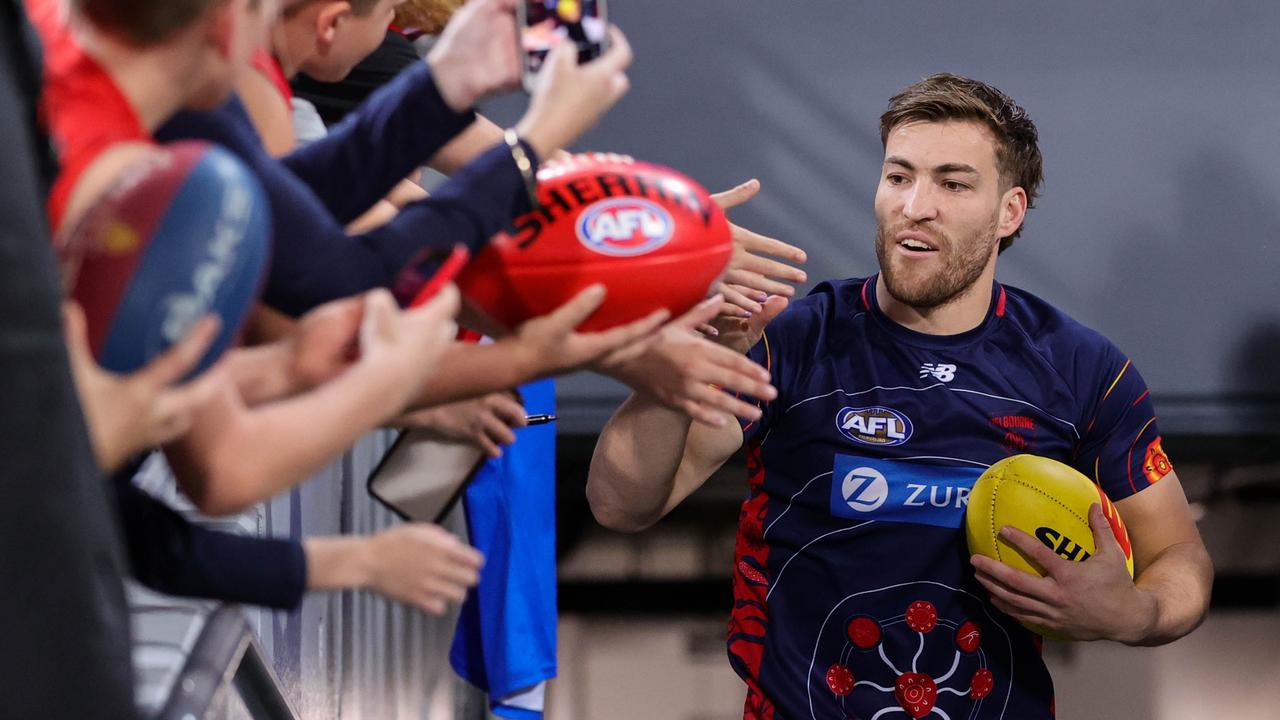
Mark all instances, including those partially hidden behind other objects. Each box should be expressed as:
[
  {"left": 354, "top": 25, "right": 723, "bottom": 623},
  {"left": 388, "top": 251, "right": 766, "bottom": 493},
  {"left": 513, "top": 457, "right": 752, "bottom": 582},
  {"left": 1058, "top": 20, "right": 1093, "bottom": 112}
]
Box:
[
  {"left": 314, "top": 1, "right": 354, "bottom": 52},
  {"left": 996, "top": 185, "right": 1027, "bottom": 242}
]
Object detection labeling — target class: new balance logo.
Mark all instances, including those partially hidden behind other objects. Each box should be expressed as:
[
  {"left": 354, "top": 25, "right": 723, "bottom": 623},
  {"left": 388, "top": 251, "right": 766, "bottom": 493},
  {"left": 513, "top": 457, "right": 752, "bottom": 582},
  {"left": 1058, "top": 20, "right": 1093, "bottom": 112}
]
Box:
[{"left": 919, "top": 363, "right": 956, "bottom": 382}]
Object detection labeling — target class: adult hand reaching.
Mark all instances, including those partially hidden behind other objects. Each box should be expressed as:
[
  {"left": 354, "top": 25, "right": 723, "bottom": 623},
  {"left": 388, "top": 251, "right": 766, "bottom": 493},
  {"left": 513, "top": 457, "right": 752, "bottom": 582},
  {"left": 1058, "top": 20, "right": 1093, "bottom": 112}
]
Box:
[{"left": 708, "top": 179, "right": 808, "bottom": 316}]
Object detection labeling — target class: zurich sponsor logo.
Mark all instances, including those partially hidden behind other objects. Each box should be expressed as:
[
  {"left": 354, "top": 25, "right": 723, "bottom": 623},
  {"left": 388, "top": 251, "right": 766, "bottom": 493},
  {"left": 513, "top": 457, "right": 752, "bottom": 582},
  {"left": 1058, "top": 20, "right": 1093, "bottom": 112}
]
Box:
[
  {"left": 836, "top": 406, "right": 913, "bottom": 447},
  {"left": 840, "top": 466, "right": 889, "bottom": 513},
  {"left": 830, "top": 455, "right": 985, "bottom": 528},
  {"left": 576, "top": 198, "right": 673, "bottom": 257}
]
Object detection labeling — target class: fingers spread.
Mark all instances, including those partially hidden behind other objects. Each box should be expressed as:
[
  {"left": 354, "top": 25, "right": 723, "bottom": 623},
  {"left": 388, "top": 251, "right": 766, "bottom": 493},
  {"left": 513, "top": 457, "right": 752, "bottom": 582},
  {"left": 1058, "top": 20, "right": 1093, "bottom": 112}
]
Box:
[
  {"left": 673, "top": 294, "right": 725, "bottom": 330},
  {"left": 731, "top": 248, "right": 808, "bottom": 284},
  {"left": 581, "top": 307, "right": 669, "bottom": 358},
  {"left": 551, "top": 284, "right": 608, "bottom": 329},
  {"left": 710, "top": 179, "right": 761, "bottom": 210},
  {"left": 733, "top": 226, "right": 808, "bottom": 264},
  {"left": 724, "top": 268, "right": 800, "bottom": 298}
]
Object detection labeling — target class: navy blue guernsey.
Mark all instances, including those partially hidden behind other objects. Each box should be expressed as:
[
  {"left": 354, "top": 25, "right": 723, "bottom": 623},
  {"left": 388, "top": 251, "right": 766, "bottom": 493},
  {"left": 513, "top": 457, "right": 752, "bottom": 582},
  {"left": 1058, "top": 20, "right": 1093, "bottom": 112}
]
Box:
[
  {"left": 157, "top": 62, "right": 536, "bottom": 316},
  {"left": 729, "top": 276, "right": 1171, "bottom": 720}
]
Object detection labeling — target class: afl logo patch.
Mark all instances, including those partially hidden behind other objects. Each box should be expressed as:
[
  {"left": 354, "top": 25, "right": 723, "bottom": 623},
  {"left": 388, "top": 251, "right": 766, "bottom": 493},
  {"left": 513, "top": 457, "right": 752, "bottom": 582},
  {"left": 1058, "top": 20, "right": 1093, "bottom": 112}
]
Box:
[
  {"left": 836, "top": 406, "right": 913, "bottom": 446},
  {"left": 576, "top": 198, "right": 673, "bottom": 256}
]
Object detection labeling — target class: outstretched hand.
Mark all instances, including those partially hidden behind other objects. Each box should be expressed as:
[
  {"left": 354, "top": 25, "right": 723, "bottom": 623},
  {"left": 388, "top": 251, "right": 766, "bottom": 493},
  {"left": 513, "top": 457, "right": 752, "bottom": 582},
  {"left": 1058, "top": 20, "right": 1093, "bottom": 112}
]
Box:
[
  {"left": 62, "top": 302, "right": 223, "bottom": 470},
  {"left": 709, "top": 179, "right": 807, "bottom": 316},
  {"left": 712, "top": 293, "right": 789, "bottom": 355},
  {"left": 394, "top": 391, "right": 528, "bottom": 459},
  {"left": 358, "top": 283, "right": 463, "bottom": 404},
  {"left": 595, "top": 295, "right": 777, "bottom": 426},
  {"left": 510, "top": 284, "right": 670, "bottom": 377},
  {"left": 365, "top": 524, "right": 485, "bottom": 615},
  {"left": 970, "top": 503, "right": 1156, "bottom": 643}
]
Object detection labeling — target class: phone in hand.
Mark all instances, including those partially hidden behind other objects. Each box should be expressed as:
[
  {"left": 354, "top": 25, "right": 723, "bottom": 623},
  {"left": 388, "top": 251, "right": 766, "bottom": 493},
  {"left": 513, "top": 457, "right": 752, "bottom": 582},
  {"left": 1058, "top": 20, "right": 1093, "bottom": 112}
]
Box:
[
  {"left": 517, "top": 0, "right": 609, "bottom": 92},
  {"left": 408, "top": 244, "right": 469, "bottom": 308}
]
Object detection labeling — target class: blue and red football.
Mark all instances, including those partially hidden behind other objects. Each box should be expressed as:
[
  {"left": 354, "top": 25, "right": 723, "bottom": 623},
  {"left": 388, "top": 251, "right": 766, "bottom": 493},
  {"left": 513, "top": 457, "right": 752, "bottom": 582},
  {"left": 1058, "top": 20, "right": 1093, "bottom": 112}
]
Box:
[{"left": 59, "top": 141, "right": 271, "bottom": 374}]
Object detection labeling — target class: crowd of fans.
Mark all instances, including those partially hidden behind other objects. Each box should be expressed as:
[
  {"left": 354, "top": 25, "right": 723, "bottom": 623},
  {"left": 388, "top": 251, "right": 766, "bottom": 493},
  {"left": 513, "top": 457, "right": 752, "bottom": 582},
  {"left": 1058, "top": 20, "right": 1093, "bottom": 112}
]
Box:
[{"left": 0, "top": 0, "right": 805, "bottom": 716}]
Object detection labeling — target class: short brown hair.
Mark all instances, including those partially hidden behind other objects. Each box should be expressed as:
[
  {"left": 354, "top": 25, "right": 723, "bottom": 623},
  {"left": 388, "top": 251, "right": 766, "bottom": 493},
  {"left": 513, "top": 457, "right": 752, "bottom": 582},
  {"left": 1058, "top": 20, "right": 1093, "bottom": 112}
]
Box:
[
  {"left": 393, "top": 0, "right": 465, "bottom": 35},
  {"left": 282, "top": 0, "right": 382, "bottom": 18},
  {"left": 879, "top": 73, "right": 1043, "bottom": 250},
  {"left": 72, "top": 0, "right": 243, "bottom": 45}
]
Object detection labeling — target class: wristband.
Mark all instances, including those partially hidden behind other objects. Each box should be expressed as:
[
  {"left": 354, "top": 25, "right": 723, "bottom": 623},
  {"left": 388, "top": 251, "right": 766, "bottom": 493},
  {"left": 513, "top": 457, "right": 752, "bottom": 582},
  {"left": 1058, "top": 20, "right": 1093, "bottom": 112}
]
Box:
[{"left": 504, "top": 128, "right": 541, "bottom": 210}]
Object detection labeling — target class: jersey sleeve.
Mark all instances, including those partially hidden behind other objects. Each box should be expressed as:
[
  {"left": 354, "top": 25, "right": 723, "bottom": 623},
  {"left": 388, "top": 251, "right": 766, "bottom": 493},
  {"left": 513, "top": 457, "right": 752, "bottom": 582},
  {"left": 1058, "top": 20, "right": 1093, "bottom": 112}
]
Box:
[
  {"left": 114, "top": 477, "right": 307, "bottom": 610},
  {"left": 739, "top": 331, "right": 779, "bottom": 444},
  {"left": 1072, "top": 350, "right": 1172, "bottom": 502},
  {"left": 281, "top": 62, "right": 475, "bottom": 224},
  {"left": 158, "top": 99, "right": 535, "bottom": 316},
  {"left": 738, "top": 296, "right": 825, "bottom": 444}
]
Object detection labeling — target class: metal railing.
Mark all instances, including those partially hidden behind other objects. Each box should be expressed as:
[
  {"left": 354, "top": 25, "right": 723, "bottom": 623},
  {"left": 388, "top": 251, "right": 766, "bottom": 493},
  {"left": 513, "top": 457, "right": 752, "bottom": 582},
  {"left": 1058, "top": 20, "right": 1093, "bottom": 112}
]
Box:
[{"left": 158, "top": 604, "right": 299, "bottom": 720}]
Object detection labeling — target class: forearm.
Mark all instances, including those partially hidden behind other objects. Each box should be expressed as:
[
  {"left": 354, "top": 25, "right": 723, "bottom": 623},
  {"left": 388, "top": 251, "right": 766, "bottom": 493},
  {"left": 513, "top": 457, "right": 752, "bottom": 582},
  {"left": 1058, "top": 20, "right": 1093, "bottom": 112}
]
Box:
[
  {"left": 406, "top": 340, "right": 537, "bottom": 408},
  {"left": 283, "top": 63, "right": 474, "bottom": 223},
  {"left": 222, "top": 342, "right": 299, "bottom": 405},
  {"left": 427, "top": 115, "right": 504, "bottom": 176},
  {"left": 586, "top": 393, "right": 695, "bottom": 532},
  {"left": 1125, "top": 540, "right": 1214, "bottom": 646},
  {"left": 170, "top": 366, "right": 406, "bottom": 514},
  {"left": 303, "top": 536, "right": 373, "bottom": 591}
]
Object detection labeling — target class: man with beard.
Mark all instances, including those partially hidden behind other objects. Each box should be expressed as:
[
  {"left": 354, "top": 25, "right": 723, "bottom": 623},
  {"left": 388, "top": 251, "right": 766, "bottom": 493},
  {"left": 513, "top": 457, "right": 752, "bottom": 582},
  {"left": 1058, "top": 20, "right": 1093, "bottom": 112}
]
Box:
[{"left": 584, "top": 74, "right": 1212, "bottom": 719}]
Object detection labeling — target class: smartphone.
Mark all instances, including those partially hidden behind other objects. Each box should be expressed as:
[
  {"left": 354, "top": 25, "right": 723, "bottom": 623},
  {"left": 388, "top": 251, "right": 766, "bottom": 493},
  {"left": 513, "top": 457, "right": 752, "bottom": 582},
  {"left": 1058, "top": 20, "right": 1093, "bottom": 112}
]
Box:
[
  {"left": 408, "top": 243, "right": 469, "bottom": 308},
  {"left": 367, "top": 429, "right": 486, "bottom": 523},
  {"left": 517, "top": 0, "right": 609, "bottom": 92}
]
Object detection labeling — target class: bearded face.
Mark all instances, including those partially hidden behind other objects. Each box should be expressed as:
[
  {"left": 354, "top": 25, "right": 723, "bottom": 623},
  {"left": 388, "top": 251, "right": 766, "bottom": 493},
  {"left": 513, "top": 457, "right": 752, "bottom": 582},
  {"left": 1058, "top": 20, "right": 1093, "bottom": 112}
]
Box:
[
  {"left": 873, "top": 119, "right": 1011, "bottom": 311},
  {"left": 874, "top": 213, "right": 998, "bottom": 309}
]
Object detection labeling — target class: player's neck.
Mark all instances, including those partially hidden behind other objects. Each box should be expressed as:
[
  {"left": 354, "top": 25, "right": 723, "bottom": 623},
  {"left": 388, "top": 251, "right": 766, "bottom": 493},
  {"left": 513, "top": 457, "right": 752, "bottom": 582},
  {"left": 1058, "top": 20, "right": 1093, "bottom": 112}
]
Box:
[
  {"left": 78, "top": 30, "right": 194, "bottom": 133},
  {"left": 875, "top": 264, "right": 998, "bottom": 336}
]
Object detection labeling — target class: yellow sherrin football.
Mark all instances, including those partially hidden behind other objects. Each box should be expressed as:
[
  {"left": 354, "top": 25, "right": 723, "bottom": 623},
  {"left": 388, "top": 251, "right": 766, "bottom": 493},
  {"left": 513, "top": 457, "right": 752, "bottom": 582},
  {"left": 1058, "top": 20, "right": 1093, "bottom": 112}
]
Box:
[{"left": 965, "top": 454, "right": 1134, "bottom": 638}]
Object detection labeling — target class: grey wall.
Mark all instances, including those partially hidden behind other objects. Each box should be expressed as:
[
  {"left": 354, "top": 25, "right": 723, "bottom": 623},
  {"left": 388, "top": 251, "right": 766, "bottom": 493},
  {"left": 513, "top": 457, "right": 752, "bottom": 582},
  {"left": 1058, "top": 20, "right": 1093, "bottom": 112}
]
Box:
[{"left": 481, "top": 0, "right": 1280, "bottom": 434}]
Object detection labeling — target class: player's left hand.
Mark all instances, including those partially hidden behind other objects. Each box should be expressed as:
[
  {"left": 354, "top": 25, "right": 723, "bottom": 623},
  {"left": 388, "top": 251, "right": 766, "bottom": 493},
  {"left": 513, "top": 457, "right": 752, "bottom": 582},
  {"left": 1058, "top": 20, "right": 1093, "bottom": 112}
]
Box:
[
  {"left": 709, "top": 179, "right": 808, "bottom": 315},
  {"left": 970, "top": 503, "right": 1157, "bottom": 643}
]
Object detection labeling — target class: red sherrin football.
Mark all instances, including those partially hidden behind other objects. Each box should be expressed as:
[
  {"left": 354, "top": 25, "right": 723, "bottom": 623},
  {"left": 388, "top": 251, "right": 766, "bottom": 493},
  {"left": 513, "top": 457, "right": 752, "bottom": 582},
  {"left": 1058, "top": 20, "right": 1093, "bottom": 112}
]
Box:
[{"left": 457, "top": 154, "right": 733, "bottom": 332}]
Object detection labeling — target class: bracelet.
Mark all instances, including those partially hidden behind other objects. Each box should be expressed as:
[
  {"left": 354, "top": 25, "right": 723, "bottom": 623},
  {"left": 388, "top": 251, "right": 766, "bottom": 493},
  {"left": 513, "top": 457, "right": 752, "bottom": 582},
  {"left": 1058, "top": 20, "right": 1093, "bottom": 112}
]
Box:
[{"left": 504, "top": 128, "right": 540, "bottom": 210}]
